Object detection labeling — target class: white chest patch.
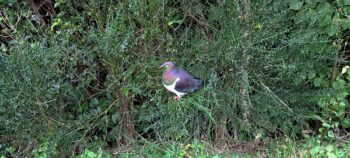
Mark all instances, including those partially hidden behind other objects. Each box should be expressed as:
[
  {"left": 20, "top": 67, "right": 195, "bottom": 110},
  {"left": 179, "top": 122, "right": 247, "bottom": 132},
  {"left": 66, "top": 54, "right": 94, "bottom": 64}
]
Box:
[{"left": 163, "top": 77, "right": 186, "bottom": 97}]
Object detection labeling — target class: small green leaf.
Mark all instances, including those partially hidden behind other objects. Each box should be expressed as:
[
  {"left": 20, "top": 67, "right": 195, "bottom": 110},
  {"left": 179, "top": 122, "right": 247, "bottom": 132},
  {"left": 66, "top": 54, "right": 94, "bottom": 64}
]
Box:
[
  {"left": 308, "top": 9, "right": 317, "bottom": 25},
  {"left": 310, "top": 146, "right": 321, "bottom": 155},
  {"left": 308, "top": 71, "right": 316, "bottom": 79},
  {"left": 345, "top": 0, "right": 350, "bottom": 5},
  {"left": 121, "top": 87, "right": 129, "bottom": 96},
  {"left": 314, "top": 77, "right": 327, "bottom": 87},
  {"left": 342, "top": 19, "right": 350, "bottom": 29},
  {"left": 54, "top": 2, "right": 60, "bottom": 8},
  {"left": 319, "top": 15, "right": 332, "bottom": 27},
  {"left": 341, "top": 118, "right": 350, "bottom": 128},
  {"left": 326, "top": 145, "right": 334, "bottom": 152},
  {"left": 327, "top": 130, "right": 335, "bottom": 138},
  {"left": 51, "top": 18, "right": 62, "bottom": 30},
  {"left": 290, "top": 0, "right": 303, "bottom": 10},
  {"left": 57, "top": 11, "right": 65, "bottom": 17},
  {"left": 167, "top": 20, "right": 183, "bottom": 26},
  {"left": 111, "top": 114, "right": 118, "bottom": 124},
  {"left": 326, "top": 24, "right": 339, "bottom": 36},
  {"left": 322, "top": 122, "right": 331, "bottom": 128},
  {"left": 338, "top": 101, "right": 347, "bottom": 111},
  {"left": 293, "top": 77, "right": 303, "bottom": 85},
  {"left": 86, "top": 150, "right": 96, "bottom": 157},
  {"left": 194, "top": 4, "right": 203, "bottom": 15},
  {"left": 319, "top": 2, "right": 333, "bottom": 13},
  {"left": 327, "top": 153, "right": 337, "bottom": 158},
  {"left": 213, "top": 155, "right": 220, "bottom": 158},
  {"left": 336, "top": 150, "right": 345, "bottom": 157},
  {"left": 333, "top": 79, "right": 346, "bottom": 90},
  {"left": 336, "top": 91, "right": 348, "bottom": 100},
  {"left": 341, "top": 65, "right": 349, "bottom": 74},
  {"left": 255, "top": 23, "right": 262, "bottom": 29},
  {"left": 90, "top": 98, "right": 99, "bottom": 106}
]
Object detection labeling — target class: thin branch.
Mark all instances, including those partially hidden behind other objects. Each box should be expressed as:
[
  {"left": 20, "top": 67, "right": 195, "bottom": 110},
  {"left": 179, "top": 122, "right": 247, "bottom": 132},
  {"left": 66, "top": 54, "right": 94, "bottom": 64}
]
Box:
[
  {"left": 68, "top": 98, "right": 119, "bottom": 135},
  {"left": 260, "top": 81, "right": 293, "bottom": 112},
  {"left": 185, "top": 10, "right": 218, "bottom": 32},
  {"left": 45, "top": 115, "right": 71, "bottom": 128}
]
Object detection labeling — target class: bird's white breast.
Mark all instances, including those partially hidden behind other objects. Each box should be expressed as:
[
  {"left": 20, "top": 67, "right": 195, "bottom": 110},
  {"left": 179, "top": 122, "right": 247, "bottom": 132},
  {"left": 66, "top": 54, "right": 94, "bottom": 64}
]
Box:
[{"left": 163, "top": 77, "right": 186, "bottom": 97}]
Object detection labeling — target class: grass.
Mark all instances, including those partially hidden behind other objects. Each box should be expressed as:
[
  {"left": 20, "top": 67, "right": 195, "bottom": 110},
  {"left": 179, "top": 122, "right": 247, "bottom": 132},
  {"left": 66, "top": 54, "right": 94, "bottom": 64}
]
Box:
[{"left": 65, "top": 137, "right": 350, "bottom": 157}]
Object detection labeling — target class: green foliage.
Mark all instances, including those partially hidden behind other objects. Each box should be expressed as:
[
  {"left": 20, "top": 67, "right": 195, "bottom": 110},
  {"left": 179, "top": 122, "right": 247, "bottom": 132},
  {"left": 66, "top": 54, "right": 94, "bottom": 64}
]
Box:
[
  {"left": 1, "top": 0, "right": 350, "bottom": 157},
  {"left": 314, "top": 65, "right": 350, "bottom": 141},
  {"left": 76, "top": 149, "right": 112, "bottom": 158},
  {"left": 309, "top": 144, "right": 347, "bottom": 158},
  {"left": 268, "top": 137, "right": 350, "bottom": 158},
  {"left": 116, "top": 140, "right": 229, "bottom": 158}
]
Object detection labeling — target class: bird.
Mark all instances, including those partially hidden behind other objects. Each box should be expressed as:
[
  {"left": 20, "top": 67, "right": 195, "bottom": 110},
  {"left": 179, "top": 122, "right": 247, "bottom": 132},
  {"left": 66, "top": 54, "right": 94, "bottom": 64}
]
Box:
[{"left": 160, "top": 61, "right": 202, "bottom": 100}]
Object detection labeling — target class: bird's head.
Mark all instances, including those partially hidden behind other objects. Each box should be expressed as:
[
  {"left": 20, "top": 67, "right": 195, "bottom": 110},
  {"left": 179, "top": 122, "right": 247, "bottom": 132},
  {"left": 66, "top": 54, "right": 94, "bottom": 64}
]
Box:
[{"left": 159, "top": 61, "right": 175, "bottom": 70}]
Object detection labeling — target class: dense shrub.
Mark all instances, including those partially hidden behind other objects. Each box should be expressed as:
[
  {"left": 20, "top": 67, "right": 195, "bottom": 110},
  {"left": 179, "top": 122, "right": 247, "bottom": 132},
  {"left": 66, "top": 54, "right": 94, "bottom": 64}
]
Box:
[{"left": 1, "top": 0, "right": 350, "bottom": 156}]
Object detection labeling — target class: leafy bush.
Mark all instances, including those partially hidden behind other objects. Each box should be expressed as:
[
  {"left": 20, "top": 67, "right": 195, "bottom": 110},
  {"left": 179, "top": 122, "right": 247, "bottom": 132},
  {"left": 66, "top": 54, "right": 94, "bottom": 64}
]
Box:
[{"left": 1, "top": 0, "right": 350, "bottom": 157}]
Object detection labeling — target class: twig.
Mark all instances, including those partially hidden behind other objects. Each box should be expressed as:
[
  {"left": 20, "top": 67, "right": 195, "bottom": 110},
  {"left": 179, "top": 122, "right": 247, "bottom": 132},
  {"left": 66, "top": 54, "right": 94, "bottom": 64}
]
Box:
[
  {"left": 15, "top": 142, "right": 36, "bottom": 157},
  {"left": 152, "top": 39, "right": 165, "bottom": 55},
  {"left": 260, "top": 81, "right": 293, "bottom": 112},
  {"left": 185, "top": 10, "right": 218, "bottom": 31},
  {"left": 14, "top": 14, "right": 24, "bottom": 28},
  {"left": 0, "top": 12, "right": 15, "bottom": 30},
  {"left": 68, "top": 98, "right": 119, "bottom": 135},
  {"left": 45, "top": 115, "right": 71, "bottom": 128},
  {"left": 0, "top": 35, "right": 15, "bottom": 38},
  {"left": 336, "top": 132, "right": 350, "bottom": 142},
  {"left": 331, "top": 39, "right": 342, "bottom": 80},
  {"left": 174, "top": 13, "right": 187, "bottom": 31}
]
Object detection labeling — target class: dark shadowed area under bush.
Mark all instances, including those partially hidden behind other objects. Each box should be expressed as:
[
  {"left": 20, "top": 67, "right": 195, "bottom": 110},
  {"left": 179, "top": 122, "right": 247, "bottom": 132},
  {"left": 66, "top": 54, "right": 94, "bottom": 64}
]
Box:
[{"left": 1, "top": 0, "right": 350, "bottom": 157}]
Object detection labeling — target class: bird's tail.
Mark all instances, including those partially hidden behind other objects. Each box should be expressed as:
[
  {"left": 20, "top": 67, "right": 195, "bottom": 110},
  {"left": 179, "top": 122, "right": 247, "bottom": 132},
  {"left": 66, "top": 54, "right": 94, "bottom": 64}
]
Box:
[{"left": 195, "top": 79, "right": 202, "bottom": 89}]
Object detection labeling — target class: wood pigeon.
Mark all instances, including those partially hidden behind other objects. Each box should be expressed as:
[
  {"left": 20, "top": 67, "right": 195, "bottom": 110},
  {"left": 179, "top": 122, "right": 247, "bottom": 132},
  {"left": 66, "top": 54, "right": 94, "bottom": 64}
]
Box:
[{"left": 160, "top": 61, "right": 201, "bottom": 100}]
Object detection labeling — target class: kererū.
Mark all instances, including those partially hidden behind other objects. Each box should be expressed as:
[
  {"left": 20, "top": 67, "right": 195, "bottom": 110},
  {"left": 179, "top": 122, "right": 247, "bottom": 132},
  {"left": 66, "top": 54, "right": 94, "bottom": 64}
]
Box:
[{"left": 160, "top": 61, "right": 201, "bottom": 100}]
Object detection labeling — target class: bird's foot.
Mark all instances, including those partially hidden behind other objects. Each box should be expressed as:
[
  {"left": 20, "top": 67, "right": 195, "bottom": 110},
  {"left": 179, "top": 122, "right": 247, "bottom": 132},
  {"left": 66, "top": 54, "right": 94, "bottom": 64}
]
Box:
[{"left": 173, "top": 96, "right": 181, "bottom": 101}]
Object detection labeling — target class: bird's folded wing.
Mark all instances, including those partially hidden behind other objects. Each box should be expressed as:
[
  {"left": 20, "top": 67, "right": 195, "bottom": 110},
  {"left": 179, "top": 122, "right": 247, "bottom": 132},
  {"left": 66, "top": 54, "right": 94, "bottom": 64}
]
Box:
[{"left": 175, "top": 77, "right": 198, "bottom": 93}]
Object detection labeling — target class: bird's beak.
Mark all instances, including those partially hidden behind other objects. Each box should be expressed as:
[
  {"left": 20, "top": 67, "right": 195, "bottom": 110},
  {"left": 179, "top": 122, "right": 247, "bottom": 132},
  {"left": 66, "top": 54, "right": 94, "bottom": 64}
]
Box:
[{"left": 159, "top": 64, "right": 165, "bottom": 69}]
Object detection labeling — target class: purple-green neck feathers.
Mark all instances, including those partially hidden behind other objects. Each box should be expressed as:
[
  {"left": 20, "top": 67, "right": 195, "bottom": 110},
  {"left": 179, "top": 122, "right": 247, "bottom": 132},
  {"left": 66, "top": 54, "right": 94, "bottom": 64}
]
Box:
[
  {"left": 160, "top": 61, "right": 177, "bottom": 85},
  {"left": 162, "top": 68, "right": 177, "bottom": 85}
]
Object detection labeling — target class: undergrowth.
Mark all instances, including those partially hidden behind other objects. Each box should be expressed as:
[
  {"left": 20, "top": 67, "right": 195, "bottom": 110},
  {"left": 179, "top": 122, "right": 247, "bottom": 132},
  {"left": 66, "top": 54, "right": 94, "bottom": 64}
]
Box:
[{"left": 1, "top": 0, "right": 350, "bottom": 157}]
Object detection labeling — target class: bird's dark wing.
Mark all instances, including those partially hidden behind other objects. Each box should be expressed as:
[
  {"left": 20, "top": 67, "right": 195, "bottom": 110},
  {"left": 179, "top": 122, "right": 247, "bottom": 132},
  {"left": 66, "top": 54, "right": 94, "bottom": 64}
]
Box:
[{"left": 175, "top": 69, "right": 201, "bottom": 93}]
